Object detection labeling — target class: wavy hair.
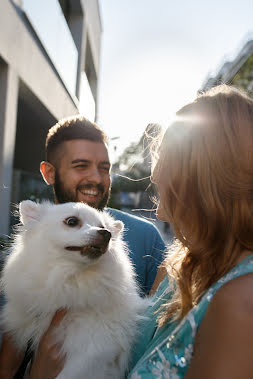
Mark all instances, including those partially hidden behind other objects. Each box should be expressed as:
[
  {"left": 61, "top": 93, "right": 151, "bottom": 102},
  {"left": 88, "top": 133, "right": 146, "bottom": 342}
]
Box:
[{"left": 153, "top": 85, "right": 253, "bottom": 325}]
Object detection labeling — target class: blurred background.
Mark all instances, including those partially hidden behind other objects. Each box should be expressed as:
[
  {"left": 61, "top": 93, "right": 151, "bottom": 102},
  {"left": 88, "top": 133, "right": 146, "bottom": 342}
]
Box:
[{"left": 1, "top": 0, "right": 253, "bottom": 244}]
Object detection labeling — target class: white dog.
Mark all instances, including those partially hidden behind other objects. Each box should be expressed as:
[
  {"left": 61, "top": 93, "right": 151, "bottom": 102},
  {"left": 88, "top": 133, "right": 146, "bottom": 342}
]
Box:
[{"left": 1, "top": 201, "right": 146, "bottom": 379}]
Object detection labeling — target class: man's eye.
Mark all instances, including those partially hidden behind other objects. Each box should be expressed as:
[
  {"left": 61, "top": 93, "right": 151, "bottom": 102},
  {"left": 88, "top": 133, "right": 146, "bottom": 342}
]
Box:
[
  {"left": 100, "top": 166, "right": 110, "bottom": 172},
  {"left": 64, "top": 216, "right": 80, "bottom": 227},
  {"left": 75, "top": 165, "right": 88, "bottom": 169}
]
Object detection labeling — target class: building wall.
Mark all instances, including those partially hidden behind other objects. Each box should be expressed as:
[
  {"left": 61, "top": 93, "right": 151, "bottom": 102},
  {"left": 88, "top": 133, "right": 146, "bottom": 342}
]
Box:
[
  {"left": 82, "top": 0, "right": 102, "bottom": 76},
  {"left": 0, "top": 0, "right": 79, "bottom": 119},
  {"left": 0, "top": 0, "right": 102, "bottom": 236}
]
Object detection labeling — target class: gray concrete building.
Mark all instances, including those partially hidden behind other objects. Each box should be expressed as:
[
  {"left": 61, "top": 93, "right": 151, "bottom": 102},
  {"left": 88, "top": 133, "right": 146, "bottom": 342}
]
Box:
[{"left": 0, "top": 0, "right": 102, "bottom": 237}]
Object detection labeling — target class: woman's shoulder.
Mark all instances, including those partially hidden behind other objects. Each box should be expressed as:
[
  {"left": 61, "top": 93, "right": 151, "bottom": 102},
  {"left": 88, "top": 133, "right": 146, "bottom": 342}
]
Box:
[
  {"left": 196, "top": 271, "right": 253, "bottom": 350},
  {"left": 210, "top": 272, "right": 253, "bottom": 315},
  {"left": 185, "top": 272, "right": 253, "bottom": 378}
]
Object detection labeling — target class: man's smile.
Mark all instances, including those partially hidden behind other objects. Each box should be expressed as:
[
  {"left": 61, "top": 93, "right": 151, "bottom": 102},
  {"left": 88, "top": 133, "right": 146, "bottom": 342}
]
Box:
[
  {"left": 79, "top": 189, "right": 99, "bottom": 196},
  {"left": 77, "top": 187, "right": 103, "bottom": 204}
]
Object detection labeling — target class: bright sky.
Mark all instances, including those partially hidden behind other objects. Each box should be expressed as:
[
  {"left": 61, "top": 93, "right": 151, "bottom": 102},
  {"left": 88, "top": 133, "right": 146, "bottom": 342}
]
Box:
[{"left": 98, "top": 0, "right": 253, "bottom": 159}]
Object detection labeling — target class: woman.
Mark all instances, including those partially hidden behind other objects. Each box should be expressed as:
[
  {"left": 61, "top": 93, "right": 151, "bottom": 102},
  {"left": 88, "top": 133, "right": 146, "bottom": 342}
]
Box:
[
  {"left": 1, "top": 84, "right": 253, "bottom": 378},
  {"left": 127, "top": 84, "right": 253, "bottom": 378}
]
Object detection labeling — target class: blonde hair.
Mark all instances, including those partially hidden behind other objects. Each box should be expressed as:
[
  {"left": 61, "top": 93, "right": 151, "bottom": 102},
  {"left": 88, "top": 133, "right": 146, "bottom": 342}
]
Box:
[{"left": 153, "top": 85, "right": 253, "bottom": 325}]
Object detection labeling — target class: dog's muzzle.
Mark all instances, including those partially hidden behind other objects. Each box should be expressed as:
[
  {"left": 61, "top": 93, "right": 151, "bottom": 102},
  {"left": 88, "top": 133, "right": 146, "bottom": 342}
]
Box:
[{"left": 65, "top": 229, "right": 112, "bottom": 259}]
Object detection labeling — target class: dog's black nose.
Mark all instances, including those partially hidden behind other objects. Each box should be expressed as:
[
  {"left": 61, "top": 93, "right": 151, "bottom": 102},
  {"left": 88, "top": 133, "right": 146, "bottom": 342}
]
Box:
[{"left": 98, "top": 229, "right": 111, "bottom": 242}]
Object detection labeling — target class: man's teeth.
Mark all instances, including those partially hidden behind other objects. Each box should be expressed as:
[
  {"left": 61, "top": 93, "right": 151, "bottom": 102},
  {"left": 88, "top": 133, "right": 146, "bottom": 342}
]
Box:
[{"left": 80, "top": 190, "right": 98, "bottom": 196}]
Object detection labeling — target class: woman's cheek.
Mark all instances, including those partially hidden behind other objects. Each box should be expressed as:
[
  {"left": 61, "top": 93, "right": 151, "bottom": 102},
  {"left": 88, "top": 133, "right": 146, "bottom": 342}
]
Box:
[{"left": 156, "top": 202, "right": 168, "bottom": 222}]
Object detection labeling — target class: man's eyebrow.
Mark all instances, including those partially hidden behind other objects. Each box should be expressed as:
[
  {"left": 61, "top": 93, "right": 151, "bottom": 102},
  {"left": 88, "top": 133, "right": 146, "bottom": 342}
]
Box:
[
  {"left": 71, "top": 159, "right": 111, "bottom": 165},
  {"left": 100, "top": 161, "right": 111, "bottom": 166},
  {"left": 71, "top": 159, "right": 90, "bottom": 164}
]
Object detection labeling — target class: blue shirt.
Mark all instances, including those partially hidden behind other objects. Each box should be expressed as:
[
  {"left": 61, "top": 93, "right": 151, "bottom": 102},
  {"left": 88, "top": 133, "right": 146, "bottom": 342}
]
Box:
[{"left": 107, "top": 208, "right": 166, "bottom": 295}]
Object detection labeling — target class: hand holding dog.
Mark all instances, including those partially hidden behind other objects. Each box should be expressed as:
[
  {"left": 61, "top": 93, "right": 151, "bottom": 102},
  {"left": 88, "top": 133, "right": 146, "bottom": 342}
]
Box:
[{"left": 30, "top": 309, "right": 67, "bottom": 379}]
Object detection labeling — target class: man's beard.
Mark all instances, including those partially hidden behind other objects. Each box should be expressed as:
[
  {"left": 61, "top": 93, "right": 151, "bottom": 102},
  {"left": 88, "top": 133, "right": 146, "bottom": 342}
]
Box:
[{"left": 54, "top": 170, "right": 110, "bottom": 210}]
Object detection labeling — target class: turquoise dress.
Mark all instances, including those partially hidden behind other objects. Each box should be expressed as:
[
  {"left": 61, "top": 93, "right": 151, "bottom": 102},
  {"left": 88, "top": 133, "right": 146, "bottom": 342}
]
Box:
[{"left": 127, "top": 255, "right": 253, "bottom": 378}]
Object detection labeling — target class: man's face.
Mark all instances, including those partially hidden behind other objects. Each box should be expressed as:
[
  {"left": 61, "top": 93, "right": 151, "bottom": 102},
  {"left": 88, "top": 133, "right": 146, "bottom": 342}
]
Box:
[{"left": 53, "top": 140, "right": 111, "bottom": 210}]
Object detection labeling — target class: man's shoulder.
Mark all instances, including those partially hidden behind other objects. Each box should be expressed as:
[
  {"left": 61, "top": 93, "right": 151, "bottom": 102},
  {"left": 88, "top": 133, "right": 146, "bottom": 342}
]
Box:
[{"left": 106, "top": 208, "right": 156, "bottom": 229}]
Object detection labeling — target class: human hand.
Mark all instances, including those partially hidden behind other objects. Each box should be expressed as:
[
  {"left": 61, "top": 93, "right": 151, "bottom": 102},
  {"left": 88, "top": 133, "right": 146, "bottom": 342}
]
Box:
[
  {"left": 0, "top": 333, "right": 25, "bottom": 379},
  {"left": 29, "top": 309, "right": 67, "bottom": 379}
]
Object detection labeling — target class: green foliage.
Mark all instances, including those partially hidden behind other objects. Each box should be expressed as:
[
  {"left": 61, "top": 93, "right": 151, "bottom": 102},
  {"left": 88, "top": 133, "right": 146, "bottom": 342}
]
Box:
[
  {"left": 0, "top": 236, "right": 8, "bottom": 251},
  {"left": 107, "top": 192, "right": 121, "bottom": 209},
  {"left": 110, "top": 127, "right": 160, "bottom": 210},
  {"left": 0, "top": 236, "right": 9, "bottom": 274},
  {"left": 112, "top": 138, "right": 151, "bottom": 194},
  {"left": 112, "top": 171, "right": 151, "bottom": 193},
  {"left": 232, "top": 54, "right": 253, "bottom": 95},
  {"left": 117, "top": 141, "right": 144, "bottom": 170},
  {"left": 110, "top": 142, "right": 155, "bottom": 212}
]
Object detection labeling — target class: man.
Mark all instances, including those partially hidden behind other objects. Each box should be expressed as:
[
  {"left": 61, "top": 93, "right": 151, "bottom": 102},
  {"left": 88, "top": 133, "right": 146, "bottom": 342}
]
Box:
[
  {"left": 40, "top": 115, "right": 165, "bottom": 295},
  {"left": 0, "top": 115, "right": 166, "bottom": 378}
]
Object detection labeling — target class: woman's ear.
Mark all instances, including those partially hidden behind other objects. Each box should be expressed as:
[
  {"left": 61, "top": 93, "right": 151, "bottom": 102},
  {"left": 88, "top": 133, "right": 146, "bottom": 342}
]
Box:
[{"left": 40, "top": 161, "right": 55, "bottom": 185}]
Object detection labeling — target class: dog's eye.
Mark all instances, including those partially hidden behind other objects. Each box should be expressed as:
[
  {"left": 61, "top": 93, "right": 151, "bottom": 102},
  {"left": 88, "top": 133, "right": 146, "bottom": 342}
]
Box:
[{"left": 64, "top": 216, "right": 80, "bottom": 227}]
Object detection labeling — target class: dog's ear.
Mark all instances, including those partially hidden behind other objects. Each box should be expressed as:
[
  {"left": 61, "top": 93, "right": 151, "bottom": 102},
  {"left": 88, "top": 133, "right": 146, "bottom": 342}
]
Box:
[
  {"left": 112, "top": 220, "right": 124, "bottom": 236},
  {"left": 19, "top": 200, "right": 42, "bottom": 225}
]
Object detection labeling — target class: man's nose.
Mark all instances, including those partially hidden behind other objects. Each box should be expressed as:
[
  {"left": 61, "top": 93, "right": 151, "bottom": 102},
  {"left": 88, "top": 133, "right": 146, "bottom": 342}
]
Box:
[{"left": 87, "top": 167, "right": 102, "bottom": 183}]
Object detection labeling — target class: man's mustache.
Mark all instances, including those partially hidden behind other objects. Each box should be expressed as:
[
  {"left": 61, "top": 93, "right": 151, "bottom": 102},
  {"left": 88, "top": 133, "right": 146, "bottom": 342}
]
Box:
[{"left": 77, "top": 184, "right": 105, "bottom": 193}]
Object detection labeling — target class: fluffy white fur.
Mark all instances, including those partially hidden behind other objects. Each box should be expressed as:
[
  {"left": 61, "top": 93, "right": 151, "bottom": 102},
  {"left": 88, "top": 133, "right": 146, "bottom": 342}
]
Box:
[{"left": 1, "top": 201, "right": 146, "bottom": 379}]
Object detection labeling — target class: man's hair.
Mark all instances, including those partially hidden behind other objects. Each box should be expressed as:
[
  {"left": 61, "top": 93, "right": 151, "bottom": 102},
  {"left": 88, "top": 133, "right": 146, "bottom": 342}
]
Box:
[{"left": 46, "top": 115, "right": 108, "bottom": 164}]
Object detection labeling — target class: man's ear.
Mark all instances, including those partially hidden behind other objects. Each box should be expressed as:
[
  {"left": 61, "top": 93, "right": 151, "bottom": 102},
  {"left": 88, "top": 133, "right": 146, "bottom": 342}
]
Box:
[{"left": 40, "top": 161, "right": 55, "bottom": 185}]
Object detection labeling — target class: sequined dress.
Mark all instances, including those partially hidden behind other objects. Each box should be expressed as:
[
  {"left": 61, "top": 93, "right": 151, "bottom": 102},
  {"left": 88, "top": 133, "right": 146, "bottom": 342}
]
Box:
[{"left": 127, "top": 255, "right": 253, "bottom": 378}]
